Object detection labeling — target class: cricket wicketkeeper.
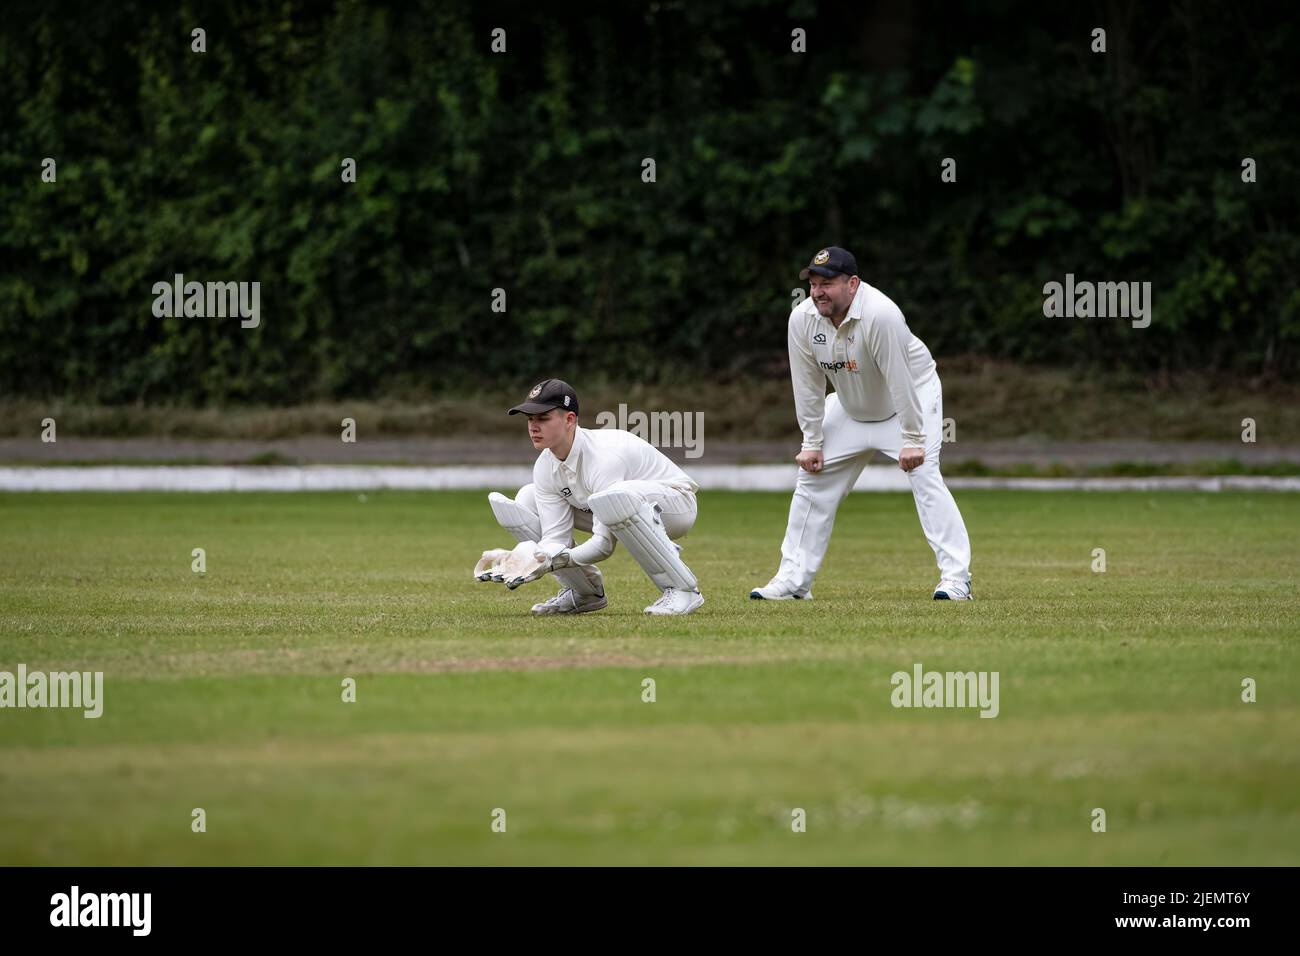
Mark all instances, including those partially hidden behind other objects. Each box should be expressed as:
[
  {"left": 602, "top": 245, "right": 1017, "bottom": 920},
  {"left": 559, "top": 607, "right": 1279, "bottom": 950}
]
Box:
[
  {"left": 751, "top": 246, "right": 974, "bottom": 601},
  {"left": 476, "top": 379, "right": 705, "bottom": 616}
]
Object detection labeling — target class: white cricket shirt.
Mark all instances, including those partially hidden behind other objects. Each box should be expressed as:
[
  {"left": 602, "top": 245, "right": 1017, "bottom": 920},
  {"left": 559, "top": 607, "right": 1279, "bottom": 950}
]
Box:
[
  {"left": 534, "top": 425, "right": 698, "bottom": 563},
  {"left": 787, "top": 280, "right": 937, "bottom": 450}
]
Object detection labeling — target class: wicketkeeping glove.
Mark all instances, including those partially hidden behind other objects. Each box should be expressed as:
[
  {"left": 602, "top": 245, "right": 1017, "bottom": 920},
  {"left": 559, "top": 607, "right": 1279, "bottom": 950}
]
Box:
[
  {"left": 504, "top": 548, "right": 572, "bottom": 590},
  {"left": 473, "top": 548, "right": 514, "bottom": 581},
  {"left": 473, "top": 541, "right": 547, "bottom": 584}
]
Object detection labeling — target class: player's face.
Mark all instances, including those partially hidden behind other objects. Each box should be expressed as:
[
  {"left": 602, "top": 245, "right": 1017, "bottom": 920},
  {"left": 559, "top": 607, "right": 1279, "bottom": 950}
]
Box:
[
  {"left": 526, "top": 409, "right": 571, "bottom": 450},
  {"left": 809, "top": 274, "right": 858, "bottom": 317}
]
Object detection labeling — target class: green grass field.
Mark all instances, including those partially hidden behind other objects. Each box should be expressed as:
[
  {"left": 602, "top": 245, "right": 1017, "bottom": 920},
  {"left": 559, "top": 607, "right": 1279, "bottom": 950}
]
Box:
[{"left": 1, "top": 490, "right": 1297, "bottom": 865}]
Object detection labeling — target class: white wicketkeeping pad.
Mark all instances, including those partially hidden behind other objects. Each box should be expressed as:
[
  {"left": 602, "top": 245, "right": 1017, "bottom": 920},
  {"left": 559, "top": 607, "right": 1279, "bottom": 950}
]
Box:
[
  {"left": 489, "top": 491, "right": 542, "bottom": 541},
  {"left": 588, "top": 489, "right": 697, "bottom": 591}
]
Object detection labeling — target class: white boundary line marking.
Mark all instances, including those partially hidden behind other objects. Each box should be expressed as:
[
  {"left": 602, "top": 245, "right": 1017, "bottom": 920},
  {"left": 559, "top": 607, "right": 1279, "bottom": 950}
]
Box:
[{"left": 1, "top": 466, "right": 1297, "bottom": 492}]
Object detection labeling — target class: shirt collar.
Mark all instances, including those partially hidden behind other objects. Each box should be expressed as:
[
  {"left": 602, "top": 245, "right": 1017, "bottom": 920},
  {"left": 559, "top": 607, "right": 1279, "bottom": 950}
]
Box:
[
  {"left": 844, "top": 282, "right": 869, "bottom": 324},
  {"left": 556, "top": 425, "right": 586, "bottom": 471},
  {"left": 821, "top": 309, "right": 858, "bottom": 335}
]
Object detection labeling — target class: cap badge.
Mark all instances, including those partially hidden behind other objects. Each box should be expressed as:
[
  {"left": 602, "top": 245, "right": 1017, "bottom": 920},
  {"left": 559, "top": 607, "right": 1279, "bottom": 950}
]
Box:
[
  {"left": 813, "top": 249, "right": 830, "bottom": 265},
  {"left": 528, "top": 384, "right": 543, "bottom": 399}
]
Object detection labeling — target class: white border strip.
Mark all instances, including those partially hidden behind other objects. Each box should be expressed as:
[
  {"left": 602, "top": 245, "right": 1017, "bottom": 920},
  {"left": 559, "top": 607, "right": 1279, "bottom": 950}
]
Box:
[{"left": 0, "top": 465, "right": 1297, "bottom": 492}]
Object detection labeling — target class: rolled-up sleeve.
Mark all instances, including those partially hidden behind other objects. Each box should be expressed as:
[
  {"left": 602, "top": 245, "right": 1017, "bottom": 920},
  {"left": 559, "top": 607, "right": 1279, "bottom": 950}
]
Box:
[{"left": 567, "top": 518, "right": 616, "bottom": 565}]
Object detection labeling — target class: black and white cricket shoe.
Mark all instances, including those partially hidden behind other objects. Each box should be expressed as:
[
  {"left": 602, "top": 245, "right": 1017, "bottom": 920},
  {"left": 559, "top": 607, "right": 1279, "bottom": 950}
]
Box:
[
  {"left": 749, "top": 578, "right": 813, "bottom": 600},
  {"left": 531, "top": 587, "right": 607, "bottom": 615},
  {"left": 933, "top": 579, "right": 973, "bottom": 601}
]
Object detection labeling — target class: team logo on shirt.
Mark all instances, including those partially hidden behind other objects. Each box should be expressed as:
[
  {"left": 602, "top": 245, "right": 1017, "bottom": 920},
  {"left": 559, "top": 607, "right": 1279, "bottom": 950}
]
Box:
[
  {"left": 560, "top": 487, "right": 572, "bottom": 497},
  {"left": 813, "top": 332, "right": 826, "bottom": 344},
  {"left": 813, "top": 249, "right": 830, "bottom": 265}
]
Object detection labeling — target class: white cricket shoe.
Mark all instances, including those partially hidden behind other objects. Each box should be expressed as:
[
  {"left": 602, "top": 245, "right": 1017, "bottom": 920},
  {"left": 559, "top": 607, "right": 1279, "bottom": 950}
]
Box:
[
  {"left": 644, "top": 587, "right": 704, "bottom": 616},
  {"left": 531, "top": 587, "right": 608, "bottom": 615},
  {"left": 749, "top": 578, "right": 812, "bottom": 600},
  {"left": 933, "top": 579, "right": 973, "bottom": 601}
]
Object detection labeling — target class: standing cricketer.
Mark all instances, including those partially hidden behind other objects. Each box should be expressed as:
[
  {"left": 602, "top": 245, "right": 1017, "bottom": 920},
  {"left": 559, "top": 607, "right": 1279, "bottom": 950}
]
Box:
[
  {"left": 751, "top": 246, "right": 973, "bottom": 601},
  {"left": 478, "top": 379, "right": 705, "bottom": 616}
]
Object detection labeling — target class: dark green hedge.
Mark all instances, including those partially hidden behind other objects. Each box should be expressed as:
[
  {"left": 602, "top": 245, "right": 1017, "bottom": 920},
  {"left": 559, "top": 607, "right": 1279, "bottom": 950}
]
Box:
[{"left": 1, "top": 0, "right": 1297, "bottom": 403}]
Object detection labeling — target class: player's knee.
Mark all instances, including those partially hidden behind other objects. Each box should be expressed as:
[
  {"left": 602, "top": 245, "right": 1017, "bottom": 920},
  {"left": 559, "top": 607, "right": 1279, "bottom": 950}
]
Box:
[
  {"left": 587, "top": 488, "right": 618, "bottom": 518},
  {"left": 588, "top": 487, "right": 644, "bottom": 526},
  {"left": 601, "top": 479, "right": 641, "bottom": 496},
  {"left": 514, "top": 483, "right": 537, "bottom": 512},
  {"left": 488, "top": 489, "right": 538, "bottom": 529}
]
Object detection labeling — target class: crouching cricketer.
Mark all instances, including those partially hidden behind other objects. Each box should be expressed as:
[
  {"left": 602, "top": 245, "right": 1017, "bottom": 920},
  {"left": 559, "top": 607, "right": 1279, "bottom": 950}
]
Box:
[
  {"left": 751, "top": 246, "right": 974, "bottom": 602},
  {"left": 477, "top": 379, "right": 704, "bottom": 616}
]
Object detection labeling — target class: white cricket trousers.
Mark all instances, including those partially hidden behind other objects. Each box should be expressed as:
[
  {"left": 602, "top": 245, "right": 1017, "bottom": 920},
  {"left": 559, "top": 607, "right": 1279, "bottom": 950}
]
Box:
[
  {"left": 516, "top": 481, "right": 698, "bottom": 542},
  {"left": 774, "top": 375, "right": 972, "bottom": 592}
]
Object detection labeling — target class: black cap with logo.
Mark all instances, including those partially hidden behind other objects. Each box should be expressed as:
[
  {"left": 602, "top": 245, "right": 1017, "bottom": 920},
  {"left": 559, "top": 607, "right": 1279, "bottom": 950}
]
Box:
[
  {"left": 508, "top": 379, "right": 580, "bottom": 416},
  {"left": 799, "top": 246, "right": 859, "bottom": 280}
]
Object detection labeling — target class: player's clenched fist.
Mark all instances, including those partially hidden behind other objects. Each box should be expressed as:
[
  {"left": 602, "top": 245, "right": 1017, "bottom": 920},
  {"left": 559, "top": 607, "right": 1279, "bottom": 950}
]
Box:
[
  {"left": 795, "top": 450, "right": 824, "bottom": 473},
  {"left": 898, "top": 446, "right": 925, "bottom": 472}
]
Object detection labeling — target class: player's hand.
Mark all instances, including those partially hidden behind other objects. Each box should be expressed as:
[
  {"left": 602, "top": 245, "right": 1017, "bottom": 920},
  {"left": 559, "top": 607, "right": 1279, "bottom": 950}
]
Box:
[
  {"left": 505, "top": 549, "right": 569, "bottom": 589},
  {"left": 480, "top": 541, "right": 543, "bottom": 586},
  {"left": 796, "top": 450, "right": 824, "bottom": 473},
  {"left": 898, "top": 446, "right": 925, "bottom": 472}
]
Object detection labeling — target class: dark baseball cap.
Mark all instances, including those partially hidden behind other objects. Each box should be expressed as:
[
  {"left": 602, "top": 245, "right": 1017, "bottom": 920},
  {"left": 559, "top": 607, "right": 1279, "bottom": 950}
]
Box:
[
  {"left": 799, "top": 246, "right": 859, "bottom": 280},
  {"left": 508, "top": 378, "right": 580, "bottom": 416}
]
